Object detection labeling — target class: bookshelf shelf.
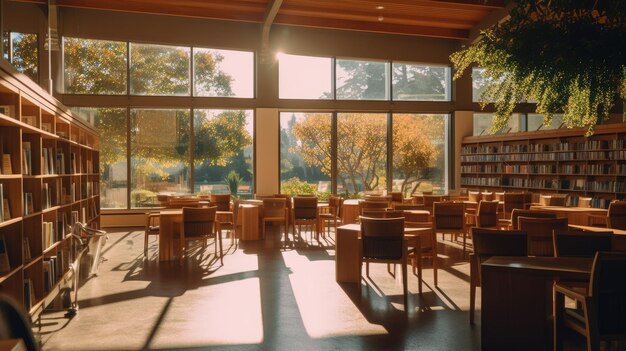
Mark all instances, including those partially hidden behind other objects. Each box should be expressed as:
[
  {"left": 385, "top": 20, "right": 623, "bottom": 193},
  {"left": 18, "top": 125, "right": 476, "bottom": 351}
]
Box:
[
  {"left": 0, "top": 61, "right": 100, "bottom": 319},
  {"left": 462, "top": 124, "right": 626, "bottom": 208}
]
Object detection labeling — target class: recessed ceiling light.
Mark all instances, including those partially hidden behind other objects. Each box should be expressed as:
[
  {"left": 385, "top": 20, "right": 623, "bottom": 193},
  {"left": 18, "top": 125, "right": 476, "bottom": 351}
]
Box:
[
  {"left": 378, "top": 16, "right": 384, "bottom": 22},
  {"left": 376, "top": 5, "right": 384, "bottom": 10}
]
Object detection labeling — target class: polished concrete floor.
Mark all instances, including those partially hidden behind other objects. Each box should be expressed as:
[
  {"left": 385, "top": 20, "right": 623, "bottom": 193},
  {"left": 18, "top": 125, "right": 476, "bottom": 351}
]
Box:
[{"left": 38, "top": 226, "right": 589, "bottom": 351}]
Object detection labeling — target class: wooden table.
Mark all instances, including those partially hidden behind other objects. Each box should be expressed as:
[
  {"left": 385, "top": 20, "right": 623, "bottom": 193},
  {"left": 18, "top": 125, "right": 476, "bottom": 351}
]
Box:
[
  {"left": 481, "top": 256, "right": 593, "bottom": 351},
  {"left": 569, "top": 224, "right": 626, "bottom": 251},
  {"left": 340, "top": 199, "right": 361, "bottom": 224},
  {"left": 529, "top": 205, "right": 607, "bottom": 225},
  {"left": 335, "top": 223, "right": 432, "bottom": 283}
]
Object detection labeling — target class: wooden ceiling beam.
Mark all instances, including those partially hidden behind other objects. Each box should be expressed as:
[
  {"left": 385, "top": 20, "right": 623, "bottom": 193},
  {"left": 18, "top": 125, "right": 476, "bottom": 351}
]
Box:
[
  {"left": 275, "top": 14, "right": 469, "bottom": 39},
  {"left": 466, "top": 0, "right": 515, "bottom": 43},
  {"left": 261, "top": 0, "right": 284, "bottom": 61}
]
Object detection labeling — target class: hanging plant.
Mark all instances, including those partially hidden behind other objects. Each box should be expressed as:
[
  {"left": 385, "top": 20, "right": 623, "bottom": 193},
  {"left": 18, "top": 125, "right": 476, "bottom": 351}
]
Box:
[{"left": 450, "top": 0, "right": 626, "bottom": 135}]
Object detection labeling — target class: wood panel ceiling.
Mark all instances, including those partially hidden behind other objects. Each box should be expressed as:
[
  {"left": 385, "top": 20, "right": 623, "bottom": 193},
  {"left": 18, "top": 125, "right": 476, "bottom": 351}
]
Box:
[{"left": 16, "top": 0, "right": 509, "bottom": 40}]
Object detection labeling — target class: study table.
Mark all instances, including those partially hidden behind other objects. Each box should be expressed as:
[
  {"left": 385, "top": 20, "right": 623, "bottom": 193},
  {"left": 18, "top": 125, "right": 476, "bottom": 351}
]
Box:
[
  {"left": 340, "top": 199, "right": 362, "bottom": 224},
  {"left": 568, "top": 224, "right": 626, "bottom": 251},
  {"left": 529, "top": 205, "right": 607, "bottom": 225},
  {"left": 335, "top": 223, "right": 432, "bottom": 283},
  {"left": 481, "top": 256, "right": 592, "bottom": 351}
]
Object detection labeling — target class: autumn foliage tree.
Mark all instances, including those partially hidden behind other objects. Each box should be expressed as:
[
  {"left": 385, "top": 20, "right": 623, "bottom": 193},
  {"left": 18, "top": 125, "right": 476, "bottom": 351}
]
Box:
[{"left": 290, "top": 113, "right": 440, "bottom": 197}]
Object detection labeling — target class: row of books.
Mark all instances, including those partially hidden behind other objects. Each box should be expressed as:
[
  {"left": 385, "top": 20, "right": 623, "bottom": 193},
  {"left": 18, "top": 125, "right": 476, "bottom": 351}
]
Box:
[
  {"left": 463, "top": 141, "right": 626, "bottom": 156},
  {"left": 43, "top": 255, "right": 64, "bottom": 293},
  {"left": 460, "top": 164, "right": 502, "bottom": 173},
  {"left": 0, "top": 184, "right": 11, "bottom": 222},
  {"left": 42, "top": 147, "right": 56, "bottom": 175},
  {"left": 43, "top": 221, "right": 57, "bottom": 251},
  {"left": 460, "top": 177, "right": 501, "bottom": 186},
  {"left": 501, "top": 178, "right": 560, "bottom": 189}
]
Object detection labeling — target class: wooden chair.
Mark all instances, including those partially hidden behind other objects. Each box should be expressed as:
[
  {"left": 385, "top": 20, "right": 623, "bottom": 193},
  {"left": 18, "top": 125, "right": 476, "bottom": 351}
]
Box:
[
  {"left": 261, "top": 198, "right": 288, "bottom": 243},
  {"left": 319, "top": 196, "right": 343, "bottom": 236},
  {"left": 167, "top": 197, "right": 201, "bottom": 209},
  {"left": 181, "top": 206, "right": 222, "bottom": 264},
  {"left": 364, "top": 195, "right": 392, "bottom": 207},
  {"left": 405, "top": 220, "right": 435, "bottom": 293},
  {"left": 468, "top": 191, "right": 482, "bottom": 203},
  {"left": 494, "top": 192, "right": 505, "bottom": 202},
  {"left": 292, "top": 196, "right": 319, "bottom": 242},
  {"left": 211, "top": 194, "right": 235, "bottom": 243},
  {"left": 500, "top": 193, "right": 526, "bottom": 225},
  {"left": 389, "top": 192, "right": 405, "bottom": 208},
  {"left": 273, "top": 193, "right": 293, "bottom": 228},
  {"left": 481, "top": 192, "right": 494, "bottom": 201},
  {"left": 144, "top": 211, "right": 160, "bottom": 257},
  {"left": 469, "top": 228, "right": 527, "bottom": 324},
  {"left": 509, "top": 208, "right": 557, "bottom": 229},
  {"left": 518, "top": 217, "right": 568, "bottom": 256},
  {"left": 577, "top": 197, "right": 593, "bottom": 208},
  {"left": 553, "top": 229, "right": 613, "bottom": 258},
  {"left": 554, "top": 252, "right": 626, "bottom": 351},
  {"left": 550, "top": 194, "right": 568, "bottom": 206},
  {"left": 359, "top": 200, "right": 389, "bottom": 215},
  {"left": 607, "top": 201, "right": 626, "bottom": 230},
  {"left": 360, "top": 217, "right": 409, "bottom": 304},
  {"left": 433, "top": 202, "right": 468, "bottom": 256},
  {"left": 471, "top": 200, "right": 500, "bottom": 229},
  {"left": 394, "top": 204, "right": 425, "bottom": 211}
]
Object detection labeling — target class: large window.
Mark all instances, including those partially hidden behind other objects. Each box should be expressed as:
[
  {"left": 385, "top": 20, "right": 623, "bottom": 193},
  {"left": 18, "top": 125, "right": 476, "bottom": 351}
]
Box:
[
  {"left": 194, "top": 48, "right": 253, "bottom": 98},
  {"left": 392, "top": 114, "right": 448, "bottom": 196},
  {"left": 473, "top": 113, "right": 523, "bottom": 136},
  {"left": 278, "top": 54, "right": 333, "bottom": 99},
  {"left": 63, "top": 37, "right": 127, "bottom": 94},
  {"left": 3, "top": 32, "right": 38, "bottom": 82},
  {"left": 71, "top": 107, "right": 127, "bottom": 209},
  {"left": 280, "top": 112, "right": 332, "bottom": 198},
  {"left": 336, "top": 59, "right": 389, "bottom": 100},
  {"left": 337, "top": 113, "right": 388, "bottom": 197},
  {"left": 193, "top": 109, "right": 254, "bottom": 198},
  {"left": 392, "top": 64, "right": 450, "bottom": 101},
  {"left": 527, "top": 114, "right": 565, "bottom": 131},
  {"left": 130, "top": 43, "right": 190, "bottom": 96},
  {"left": 472, "top": 68, "right": 499, "bottom": 103},
  {"left": 130, "top": 109, "right": 190, "bottom": 207}
]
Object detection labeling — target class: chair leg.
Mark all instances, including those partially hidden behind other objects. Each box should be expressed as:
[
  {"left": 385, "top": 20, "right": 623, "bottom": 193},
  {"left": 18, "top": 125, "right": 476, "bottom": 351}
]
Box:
[
  {"left": 553, "top": 289, "right": 565, "bottom": 351},
  {"left": 470, "top": 278, "right": 476, "bottom": 324},
  {"left": 433, "top": 254, "right": 438, "bottom": 286},
  {"left": 366, "top": 262, "right": 370, "bottom": 277},
  {"left": 417, "top": 252, "right": 422, "bottom": 294},
  {"left": 144, "top": 232, "right": 149, "bottom": 257},
  {"left": 402, "top": 259, "right": 408, "bottom": 306},
  {"left": 218, "top": 233, "right": 223, "bottom": 265}
]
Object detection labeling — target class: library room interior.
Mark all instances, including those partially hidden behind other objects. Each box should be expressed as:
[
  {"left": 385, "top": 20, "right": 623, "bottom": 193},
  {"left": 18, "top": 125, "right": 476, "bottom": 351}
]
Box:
[{"left": 0, "top": 0, "right": 625, "bottom": 350}]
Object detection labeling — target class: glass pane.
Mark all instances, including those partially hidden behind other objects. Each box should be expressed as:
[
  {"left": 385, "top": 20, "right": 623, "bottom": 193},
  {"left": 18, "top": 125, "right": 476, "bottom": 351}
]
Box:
[
  {"left": 64, "top": 37, "right": 127, "bottom": 94},
  {"left": 392, "top": 114, "right": 448, "bottom": 196},
  {"left": 10, "top": 32, "right": 38, "bottom": 82},
  {"left": 130, "top": 109, "right": 190, "bottom": 207},
  {"left": 194, "top": 48, "right": 253, "bottom": 98},
  {"left": 527, "top": 114, "right": 565, "bottom": 131},
  {"left": 193, "top": 109, "right": 254, "bottom": 198},
  {"left": 472, "top": 68, "right": 499, "bottom": 103},
  {"left": 337, "top": 113, "right": 387, "bottom": 198},
  {"left": 130, "top": 43, "right": 190, "bottom": 96},
  {"left": 2, "top": 32, "right": 9, "bottom": 60},
  {"left": 278, "top": 54, "right": 332, "bottom": 99},
  {"left": 473, "top": 113, "right": 522, "bottom": 136},
  {"left": 72, "top": 107, "right": 127, "bottom": 209},
  {"left": 392, "top": 63, "right": 450, "bottom": 101},
  {"left": 280, "top": 112, "right": 332, "bottom": 199},
  {"left": 336, "top": 59, "right": 389, "bottom": 100}
]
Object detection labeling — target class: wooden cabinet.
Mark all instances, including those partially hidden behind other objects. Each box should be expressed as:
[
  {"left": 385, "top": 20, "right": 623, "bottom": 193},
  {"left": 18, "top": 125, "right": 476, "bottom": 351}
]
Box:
[
  {"left": 0, "top": 61, "right": 99, "bottom": 320},
  {"left": 461, "top": 124, "right": 626, "bottom": 208}
]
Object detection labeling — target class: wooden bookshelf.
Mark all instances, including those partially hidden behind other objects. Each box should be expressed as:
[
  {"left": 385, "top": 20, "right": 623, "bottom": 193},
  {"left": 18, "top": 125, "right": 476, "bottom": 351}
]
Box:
[
  {"left": 0, "top": 61, "right": 100, "bottom": 320},
  {"left": 461, "top": 124, "right": 626, "bottom": 208}
]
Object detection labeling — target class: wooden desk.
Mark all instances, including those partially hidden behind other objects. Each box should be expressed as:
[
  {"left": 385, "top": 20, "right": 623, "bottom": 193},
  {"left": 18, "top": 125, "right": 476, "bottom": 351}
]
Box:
[
  {"left": 481, "top": 256, "right": 592, "bottom": 351},
  {"left": 335, "top": 224, "right": 431, "bottom": 283},
  {"left": 239, "top": 204, "right": 260, "bottom": 241},
  {"left": 529, "top": 205, "right": 607, "bottom": 225},
  {"left": 569, "top": 224, "right": 626, "bottom": 251},
  {"left": 159, "top": 209, "right": 183, "bottom": 261}
]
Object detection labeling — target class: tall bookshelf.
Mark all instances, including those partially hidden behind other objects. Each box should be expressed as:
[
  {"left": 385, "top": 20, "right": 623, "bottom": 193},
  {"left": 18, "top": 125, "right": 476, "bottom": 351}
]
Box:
[
  {"left": 461, "top": 124, "right": 626, "bottom": 208},
  {"left": 0, "top": 61, "right": 100, "bottom": 320}
]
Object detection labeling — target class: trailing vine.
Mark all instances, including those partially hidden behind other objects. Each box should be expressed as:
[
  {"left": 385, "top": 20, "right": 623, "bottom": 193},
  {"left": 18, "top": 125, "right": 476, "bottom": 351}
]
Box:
[{"left": 450, "top": 0, "right": 626, "bottom": 135}]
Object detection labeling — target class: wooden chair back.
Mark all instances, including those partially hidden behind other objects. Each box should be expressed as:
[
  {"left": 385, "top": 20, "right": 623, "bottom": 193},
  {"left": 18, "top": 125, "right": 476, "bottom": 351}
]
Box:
[
  {"left": 293, "top": 196, "right": 318, "bottom": 220},
  {"left": 360, "top": 217, "right": 404, "bottom": 260},
  {"left": 481, "top": 192, "right": 494, "bottom": 201},
  {"left": 210, "top": 194, "right": 231, "bottom": 211},
  {"left": 539, "top": 195, "right": 551, "bottom": 206},
  {"left": 262, "top": 198, "right": 287, "bottom": 219},
  {"left": 359, "top": 200, "right": 389, "bottom": 214},
  {"left": 503, "top": 193, "right": 526, "bottom": 217},
  {"left": 471, "top": 228, "right": 527, "bottom": 283},
  {"left": 510, "top": 209, "right": 557, "bottom": 229},
  {"left": 468, "top": 191, "right": 482, "bottom": 203},
  {"left": 389, "top": 192, "right": 404, "bottom": 204},
  {"left": 327, "top": 196, "right": 343, "bottom": 217},
  {"left": 577, "top": 197, "right": 592, "bottom": 208},
  {"left": 607, "top": 201, "right": 626, "bottom": 230},
  {"left": 395, "top": 204, "right": 424, "bottom": 211},
  {"left": 476, "top": 200, "right": 499, "bottom": 228},
  {"left": 273, "top": 193, "right": 292, "bottom": 210},
  {"left": 403, "top": 211, "right": 430, "bottom": 223},
  {"left": 168, "top": 197, "right": 201, "bottom": 209},
  {"left": 588, "top": 252, "right": 626, "bottom": 336},
  {"left": 553, "top": 229, "right": 612, "bottom": 257},
  {"left": 550, "top": 194, "right": 568, "bottom": 206},
  {"left": 182, "top": 206, "right": 217, "bottom": 238},
  {"left": 433, "top": 202, "right": 465, "bottom": 231},
  {"left": 494, "top": 192, "right": 505, "bottom": 202},
  {"left": 518, "top": 217, "right": 568, "bottom": 256}
]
